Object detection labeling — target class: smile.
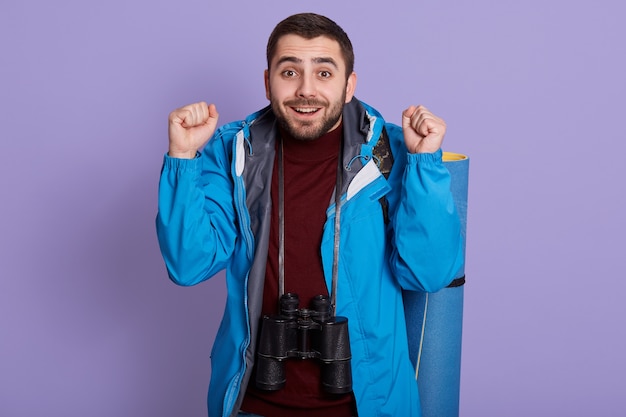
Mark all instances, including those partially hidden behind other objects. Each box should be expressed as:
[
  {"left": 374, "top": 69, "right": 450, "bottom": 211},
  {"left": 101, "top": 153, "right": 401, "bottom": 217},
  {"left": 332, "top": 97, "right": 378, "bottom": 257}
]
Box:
[{"left": 293, "top": 107, "right": 320, "bottom": 114}]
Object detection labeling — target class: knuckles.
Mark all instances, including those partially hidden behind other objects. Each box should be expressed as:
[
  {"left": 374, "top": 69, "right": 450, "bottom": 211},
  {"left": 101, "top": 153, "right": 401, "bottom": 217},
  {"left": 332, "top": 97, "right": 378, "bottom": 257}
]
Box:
[{"left": 169, "top": 102, "right": 209, "bottom": 126}]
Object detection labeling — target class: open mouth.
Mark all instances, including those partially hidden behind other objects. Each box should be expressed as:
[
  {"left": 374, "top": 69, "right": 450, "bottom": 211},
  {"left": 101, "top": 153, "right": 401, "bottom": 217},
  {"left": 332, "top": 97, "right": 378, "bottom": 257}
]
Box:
[{"left": 292, "top": 107, "right": 321, "bottom": 114}]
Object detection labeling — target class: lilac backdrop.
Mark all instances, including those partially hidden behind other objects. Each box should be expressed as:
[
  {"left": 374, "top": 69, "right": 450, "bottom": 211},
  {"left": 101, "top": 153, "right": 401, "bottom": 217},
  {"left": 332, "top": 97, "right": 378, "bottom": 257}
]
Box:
[{"left": 1, "top": 0, "right": 624, "bottom": 416}]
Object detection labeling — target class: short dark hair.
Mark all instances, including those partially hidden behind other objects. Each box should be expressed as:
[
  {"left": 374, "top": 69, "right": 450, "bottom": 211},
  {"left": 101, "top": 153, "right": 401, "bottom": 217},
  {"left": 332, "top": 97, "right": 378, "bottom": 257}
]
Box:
[{"left": 266, "top": 13, "right": 355, "bottom": 78}]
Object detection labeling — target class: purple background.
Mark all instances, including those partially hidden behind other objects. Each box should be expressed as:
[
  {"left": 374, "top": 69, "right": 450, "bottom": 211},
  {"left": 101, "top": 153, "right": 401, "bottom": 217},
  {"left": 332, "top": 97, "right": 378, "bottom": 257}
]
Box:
[{"left": 1, "top": 0, "right": 625, "bottom": 416}]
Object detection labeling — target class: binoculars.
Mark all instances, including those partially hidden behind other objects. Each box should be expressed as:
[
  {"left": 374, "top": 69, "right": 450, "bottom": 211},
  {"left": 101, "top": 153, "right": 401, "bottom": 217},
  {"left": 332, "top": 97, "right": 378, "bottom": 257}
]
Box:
[{"left": 255, "top": 293, "right": 352, "bottom": 394}]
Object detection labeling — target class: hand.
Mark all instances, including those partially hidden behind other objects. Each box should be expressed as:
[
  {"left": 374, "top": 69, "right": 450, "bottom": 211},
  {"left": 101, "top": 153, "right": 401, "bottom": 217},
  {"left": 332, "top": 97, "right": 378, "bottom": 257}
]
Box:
[
  {"left": 401, "top": 105, "right": 446, "bottom": 154},
  {"left": 168, "top": 102, "right": 219, "bottom": 159}
]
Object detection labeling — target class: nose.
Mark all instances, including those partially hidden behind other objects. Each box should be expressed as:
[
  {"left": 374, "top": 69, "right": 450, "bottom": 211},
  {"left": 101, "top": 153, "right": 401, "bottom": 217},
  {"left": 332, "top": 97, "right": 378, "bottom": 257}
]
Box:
[{"left": 296, "top": 74, "right": 316, "bottom": 98}]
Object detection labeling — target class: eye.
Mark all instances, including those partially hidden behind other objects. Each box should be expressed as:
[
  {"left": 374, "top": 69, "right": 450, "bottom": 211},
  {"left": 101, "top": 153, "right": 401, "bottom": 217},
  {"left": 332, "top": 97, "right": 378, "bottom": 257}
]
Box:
[
  {"left": 319, "top": 70, "right": 332, "bottom": 78},
  {"left": 281, "top": 70, "right": 298, "bottom": 78}
]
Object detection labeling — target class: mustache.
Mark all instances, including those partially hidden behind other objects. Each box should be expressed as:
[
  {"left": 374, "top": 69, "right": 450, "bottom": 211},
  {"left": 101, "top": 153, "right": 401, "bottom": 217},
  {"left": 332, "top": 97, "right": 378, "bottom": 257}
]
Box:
[{"left": 284, "top": 99, "right": 328, "bottom": 108}]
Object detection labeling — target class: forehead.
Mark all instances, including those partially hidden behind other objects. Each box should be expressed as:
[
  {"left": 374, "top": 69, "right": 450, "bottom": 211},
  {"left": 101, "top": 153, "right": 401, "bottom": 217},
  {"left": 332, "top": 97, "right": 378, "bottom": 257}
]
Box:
[{"left": 271, "top": 34, "right": 345, "bottom": 69}]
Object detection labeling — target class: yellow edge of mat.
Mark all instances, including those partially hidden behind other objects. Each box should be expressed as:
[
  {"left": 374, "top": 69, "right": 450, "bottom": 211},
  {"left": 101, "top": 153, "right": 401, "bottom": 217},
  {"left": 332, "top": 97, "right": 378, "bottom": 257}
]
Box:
[{"left": 442, "top": 151, "right": 468, "bottom": 162}]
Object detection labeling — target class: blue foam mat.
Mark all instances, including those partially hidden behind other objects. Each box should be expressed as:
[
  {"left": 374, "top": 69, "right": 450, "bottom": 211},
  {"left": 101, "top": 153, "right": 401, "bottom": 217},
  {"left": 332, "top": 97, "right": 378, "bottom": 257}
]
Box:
[{"left": 403, "top": 154, "right": 469, "bottom": 417}]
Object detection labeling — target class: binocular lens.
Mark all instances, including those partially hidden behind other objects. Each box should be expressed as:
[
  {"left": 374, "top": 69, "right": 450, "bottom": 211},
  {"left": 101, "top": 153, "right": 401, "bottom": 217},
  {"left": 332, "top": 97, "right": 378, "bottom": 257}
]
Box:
[{"left": 255, "top": 355, "right": 286, "bottom": 391}]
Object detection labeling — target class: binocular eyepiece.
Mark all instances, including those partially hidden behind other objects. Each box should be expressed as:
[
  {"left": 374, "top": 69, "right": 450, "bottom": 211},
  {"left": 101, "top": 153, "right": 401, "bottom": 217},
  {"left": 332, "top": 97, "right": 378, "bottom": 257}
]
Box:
[{"left": 255, "top": 293, "right": 352, "bottom": 394}]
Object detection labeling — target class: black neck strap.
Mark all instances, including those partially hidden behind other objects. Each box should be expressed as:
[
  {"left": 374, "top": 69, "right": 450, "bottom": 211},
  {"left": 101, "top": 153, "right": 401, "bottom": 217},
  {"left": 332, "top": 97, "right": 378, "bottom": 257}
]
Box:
[{"left": 277, "top": 135, "right": 343, "bottom": 316}]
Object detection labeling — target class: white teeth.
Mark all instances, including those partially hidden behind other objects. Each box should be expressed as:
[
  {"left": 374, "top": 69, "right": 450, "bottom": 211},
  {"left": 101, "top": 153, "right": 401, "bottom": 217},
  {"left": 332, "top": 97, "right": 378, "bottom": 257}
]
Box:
[{"left": 295, "top": 108, "right": 318, "bottom": 113}]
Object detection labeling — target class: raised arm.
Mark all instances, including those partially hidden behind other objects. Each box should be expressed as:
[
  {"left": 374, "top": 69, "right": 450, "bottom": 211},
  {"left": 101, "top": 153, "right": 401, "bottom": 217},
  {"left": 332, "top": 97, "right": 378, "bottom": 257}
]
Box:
[
  {"left": 156, "top": 102, "right": 239, "bottom": 286},
  {"left": 388, "top": 106, "right": 463, "bottom": 292}
]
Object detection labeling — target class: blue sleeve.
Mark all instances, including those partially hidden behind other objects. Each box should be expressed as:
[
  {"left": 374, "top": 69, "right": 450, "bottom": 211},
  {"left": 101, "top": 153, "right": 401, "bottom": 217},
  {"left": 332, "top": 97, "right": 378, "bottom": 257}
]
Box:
[
  {"left": 388, "top": 139, "right": 464, "bottom": 292},
  {"left": 155, "top": 134, "right": 238, "bottom": 286}
]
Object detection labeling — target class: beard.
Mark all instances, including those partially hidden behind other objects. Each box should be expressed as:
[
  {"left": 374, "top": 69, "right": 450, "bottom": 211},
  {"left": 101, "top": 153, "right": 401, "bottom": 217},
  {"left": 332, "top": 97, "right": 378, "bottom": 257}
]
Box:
[{"left": 270, "top": 92, "right": 346, "bottom": 141}]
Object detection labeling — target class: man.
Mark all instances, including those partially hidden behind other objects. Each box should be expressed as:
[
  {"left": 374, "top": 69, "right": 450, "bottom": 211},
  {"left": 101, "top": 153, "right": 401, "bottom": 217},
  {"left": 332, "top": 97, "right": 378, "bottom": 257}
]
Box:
[{"left": 156, "top": 13, "right": 463, "bottom": 417}]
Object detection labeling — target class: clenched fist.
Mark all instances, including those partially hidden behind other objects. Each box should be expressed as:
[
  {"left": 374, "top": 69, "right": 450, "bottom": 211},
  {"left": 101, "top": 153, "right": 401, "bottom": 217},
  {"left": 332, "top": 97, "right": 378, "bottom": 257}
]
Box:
[
  {"left": 168, "top": 102, "right": 219, "bottom": 159},
  {"left": 401, "top": 105, "right": 446, "bottom": 154}
]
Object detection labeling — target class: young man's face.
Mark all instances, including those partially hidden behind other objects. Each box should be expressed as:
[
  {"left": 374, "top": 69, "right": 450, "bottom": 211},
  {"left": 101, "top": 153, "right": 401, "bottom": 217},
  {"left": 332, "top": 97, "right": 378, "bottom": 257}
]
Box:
[{"left": 265, "top": 34, "right": 357, "bottom": 141}]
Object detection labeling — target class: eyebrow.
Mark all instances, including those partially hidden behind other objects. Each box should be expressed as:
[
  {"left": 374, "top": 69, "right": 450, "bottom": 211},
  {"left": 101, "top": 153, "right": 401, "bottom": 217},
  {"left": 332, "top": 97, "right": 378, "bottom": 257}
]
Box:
[{"left": 275, "top": 56, "right": 339, "bottom": 69}]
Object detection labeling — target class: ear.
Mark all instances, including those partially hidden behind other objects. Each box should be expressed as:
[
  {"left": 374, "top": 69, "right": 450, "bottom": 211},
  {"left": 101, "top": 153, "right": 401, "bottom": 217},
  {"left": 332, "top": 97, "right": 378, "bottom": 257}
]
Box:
[
  {"left": 344, "top": 71, "right": 357, "bottom": 103},
  {"left": 264, "top": 69, "right": 270, "bottom": 101}
]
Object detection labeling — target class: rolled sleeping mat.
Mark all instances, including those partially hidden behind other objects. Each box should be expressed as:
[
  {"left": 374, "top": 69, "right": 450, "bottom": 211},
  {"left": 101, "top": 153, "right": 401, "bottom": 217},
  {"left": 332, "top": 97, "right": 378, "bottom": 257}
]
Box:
[{"left": 403, "top": 152, "right": 469, "bottom": 417}]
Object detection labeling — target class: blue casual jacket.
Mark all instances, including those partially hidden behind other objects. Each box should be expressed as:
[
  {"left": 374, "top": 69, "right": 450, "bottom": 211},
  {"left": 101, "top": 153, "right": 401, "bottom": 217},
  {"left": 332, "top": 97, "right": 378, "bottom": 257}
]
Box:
[{"left": 156, "top": 99, "right": 463, "bottom": 417}]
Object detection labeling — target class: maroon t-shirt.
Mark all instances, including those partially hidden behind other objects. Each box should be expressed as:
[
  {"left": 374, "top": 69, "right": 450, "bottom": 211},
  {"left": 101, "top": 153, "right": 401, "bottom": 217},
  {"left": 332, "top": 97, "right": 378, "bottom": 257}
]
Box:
[{"left": 241, "top": 124, "right": 355, "bottom": 417}]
